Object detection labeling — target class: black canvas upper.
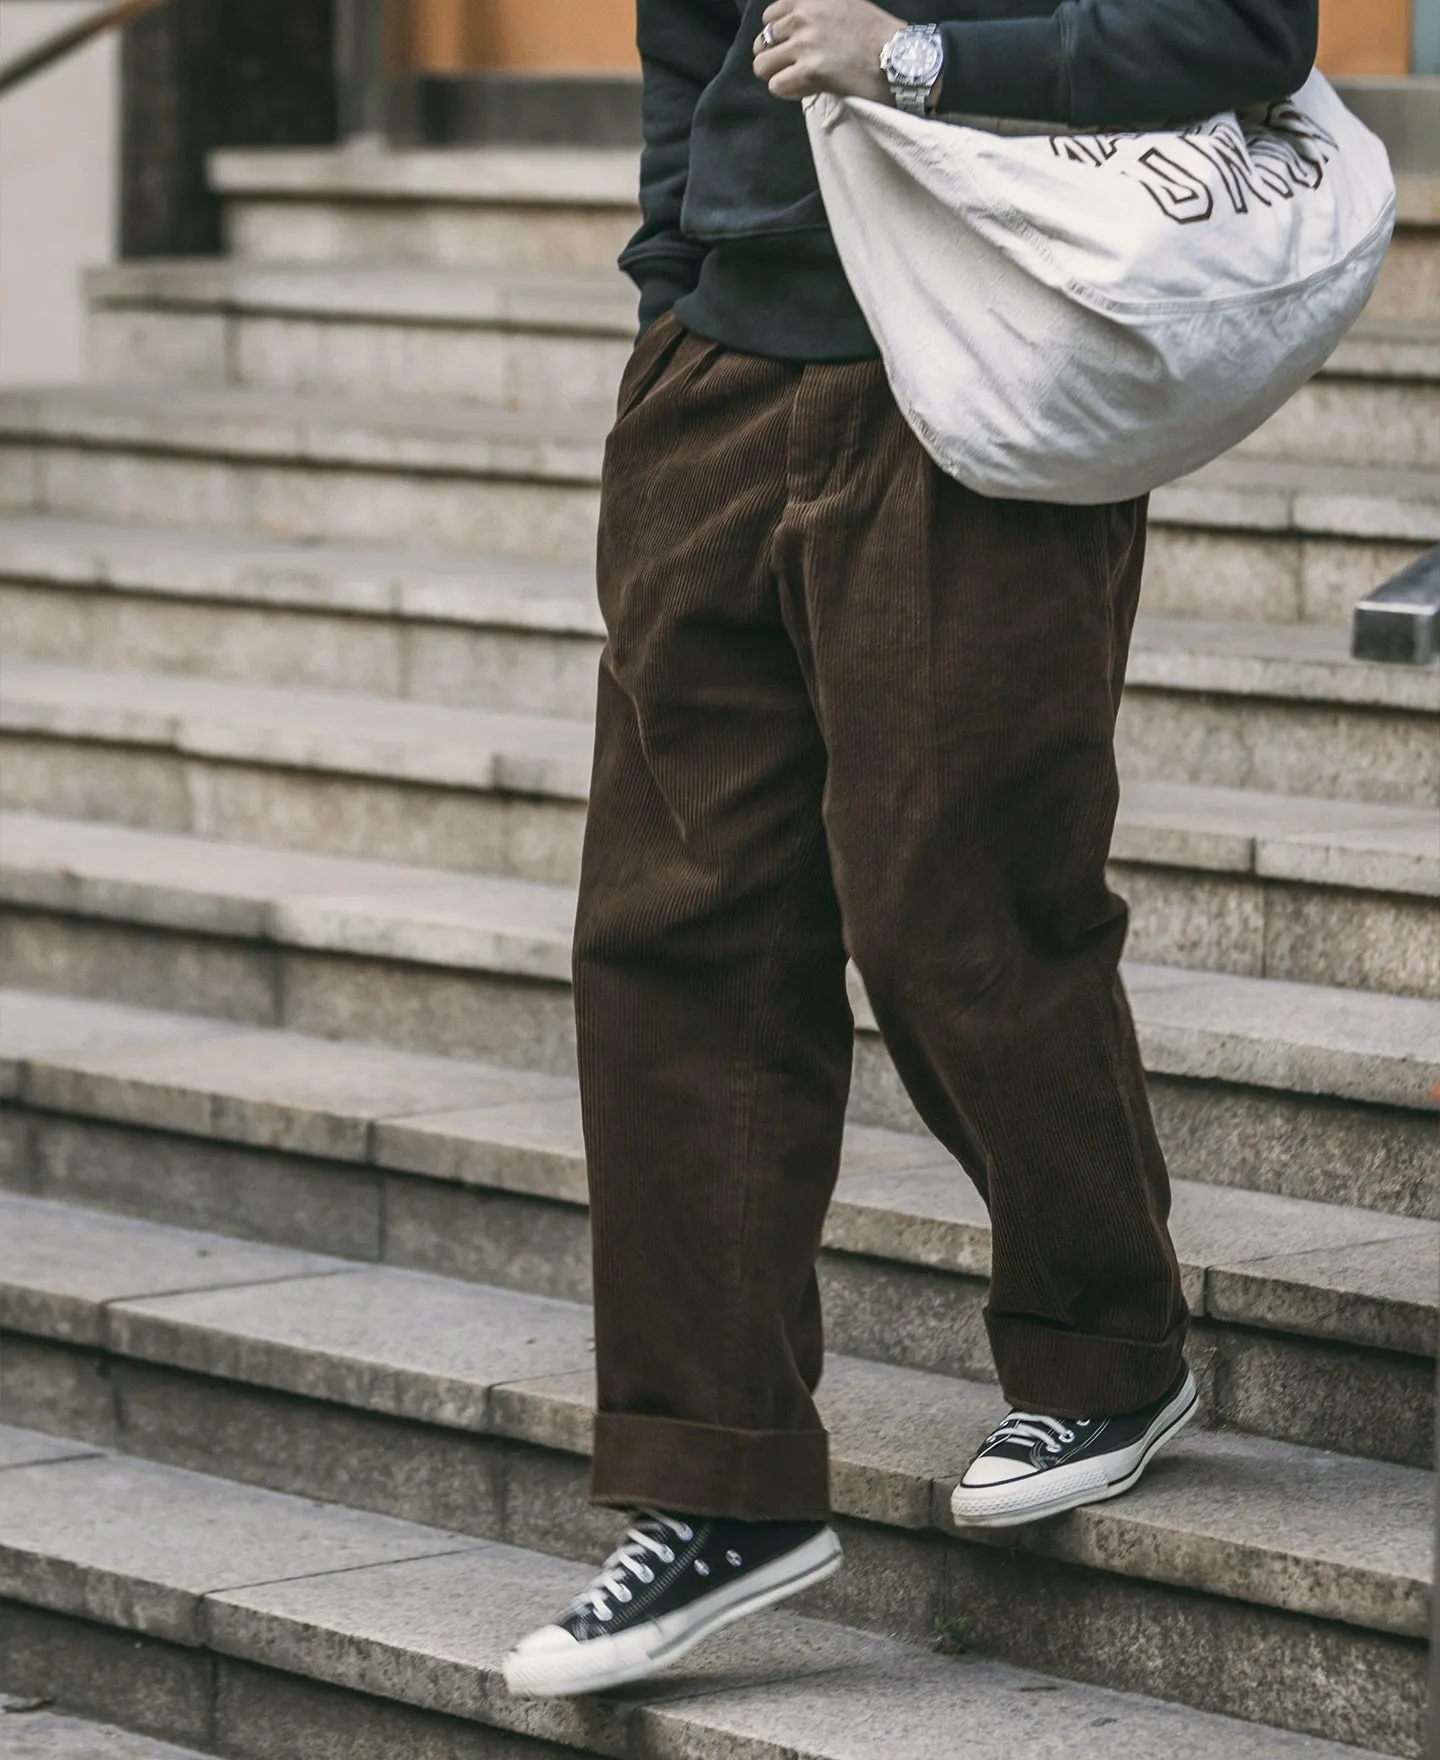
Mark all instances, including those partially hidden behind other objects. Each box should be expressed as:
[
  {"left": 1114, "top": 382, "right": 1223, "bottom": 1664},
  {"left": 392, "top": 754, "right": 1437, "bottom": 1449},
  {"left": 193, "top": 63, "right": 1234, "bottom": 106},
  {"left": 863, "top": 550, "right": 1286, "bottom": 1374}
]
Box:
[
  {"left": 622, "top": 0, "right": 1321, "bottom": 361},
  {"left": 557, "top": 1515, "right": 827, "bottom": 1642},
  {"left": 969, "top": 1363, "right": 1195, "bottom": 1479}
]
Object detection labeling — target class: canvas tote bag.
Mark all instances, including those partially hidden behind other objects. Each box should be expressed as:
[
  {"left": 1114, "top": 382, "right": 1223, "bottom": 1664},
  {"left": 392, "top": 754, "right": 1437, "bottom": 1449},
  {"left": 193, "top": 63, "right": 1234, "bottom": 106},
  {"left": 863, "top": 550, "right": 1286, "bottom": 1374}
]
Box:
[{"left": 804, "top": 72, "right": 1395, "bottom": 503}]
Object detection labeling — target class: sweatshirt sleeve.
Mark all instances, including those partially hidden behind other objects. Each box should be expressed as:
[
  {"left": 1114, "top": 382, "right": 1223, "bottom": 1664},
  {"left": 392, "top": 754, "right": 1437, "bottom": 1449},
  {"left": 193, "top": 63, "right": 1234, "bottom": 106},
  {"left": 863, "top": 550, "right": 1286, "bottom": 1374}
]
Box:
[
  {"left": 931, "top": 0, "right": 1319, "bottom": 129},
  {"left": 620, "top": 0, "right": 737, "bottom": 331}
]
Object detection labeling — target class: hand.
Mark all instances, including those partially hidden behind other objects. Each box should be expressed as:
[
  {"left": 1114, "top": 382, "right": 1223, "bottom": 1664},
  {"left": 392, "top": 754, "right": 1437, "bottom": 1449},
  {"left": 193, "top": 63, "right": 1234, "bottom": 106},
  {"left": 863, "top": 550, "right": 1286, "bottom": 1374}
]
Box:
[{"left": 752, "top": 0, "right": 905, "bottom": 105}]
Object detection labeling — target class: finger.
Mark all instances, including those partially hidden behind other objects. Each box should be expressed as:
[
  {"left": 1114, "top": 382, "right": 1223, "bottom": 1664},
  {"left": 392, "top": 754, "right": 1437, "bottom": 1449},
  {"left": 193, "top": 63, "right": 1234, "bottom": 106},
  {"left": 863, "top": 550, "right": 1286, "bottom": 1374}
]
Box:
[
  {"left": 752, "top": 15, "right": 791, "bottom": 54},
  {"left": 768, "top": 62, "right": 820, "bottom": 101},
  {"left": 752, "top": 42, "right": 799, "bottom": 78},
  {"left": 761, "top": 0, "right": 797, "bottom": 23}
]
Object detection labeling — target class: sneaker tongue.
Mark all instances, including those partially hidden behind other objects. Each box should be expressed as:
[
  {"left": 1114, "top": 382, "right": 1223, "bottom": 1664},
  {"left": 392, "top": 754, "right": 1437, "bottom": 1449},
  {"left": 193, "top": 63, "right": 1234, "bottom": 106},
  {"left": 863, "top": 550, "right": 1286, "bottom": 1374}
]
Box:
[{"left": 986, "top": 1437, "right": 1040, "bottom": 1463}]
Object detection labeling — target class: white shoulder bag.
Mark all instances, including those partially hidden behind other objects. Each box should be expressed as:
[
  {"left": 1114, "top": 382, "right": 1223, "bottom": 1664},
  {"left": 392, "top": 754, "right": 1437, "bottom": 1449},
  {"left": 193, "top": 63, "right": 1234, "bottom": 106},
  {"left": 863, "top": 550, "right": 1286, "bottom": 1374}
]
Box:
[{"left": 804, "top": 73, "right": 1396, "bottom": 503}]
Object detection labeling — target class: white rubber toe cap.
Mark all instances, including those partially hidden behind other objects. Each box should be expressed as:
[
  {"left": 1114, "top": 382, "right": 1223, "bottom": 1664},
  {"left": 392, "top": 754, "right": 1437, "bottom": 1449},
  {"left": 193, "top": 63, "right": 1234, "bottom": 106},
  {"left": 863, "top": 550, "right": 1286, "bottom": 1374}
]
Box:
[
  {"left": 503, "top": 1623, "right": 581, "bottom": 1695},
  {"left": 959, "top": 1455, "right": 1038, "bottom": 1488},
  {"left": 509, "top": 1623, "right": 579, "bottom": 1660}
]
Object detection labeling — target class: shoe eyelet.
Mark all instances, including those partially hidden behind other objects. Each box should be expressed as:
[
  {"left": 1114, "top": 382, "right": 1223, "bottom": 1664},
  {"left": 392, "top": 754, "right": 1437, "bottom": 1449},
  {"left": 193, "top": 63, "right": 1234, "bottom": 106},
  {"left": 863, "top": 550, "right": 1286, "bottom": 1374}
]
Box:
[
  {"left": 613, "top": 1585, "right": 632, "bottom": 1603},
  {"left": 595, "top": 1604, "right": 613, "bottom": 1622},
  {"left": 634, "top": 1564, "right": 654, "bottom": 1584},
  {"left": 657, "top": 1547, "right": 674, "bottom": 1564},
  {"left": 726, "top": 1550, "right": 742, "bottom": 1568},
  {"left": 694, "top": 1559, "right": 711, "bottom": 1576},
  {"left": 1060, "top": 1430, "right": 1075, "bottom": 1443},
  {"left": 675, "top": 1524, "right": 694, "bottom": 1542},
  {"left": 1046, "top": 1443, "right": 1061, "bottom": 1454}
]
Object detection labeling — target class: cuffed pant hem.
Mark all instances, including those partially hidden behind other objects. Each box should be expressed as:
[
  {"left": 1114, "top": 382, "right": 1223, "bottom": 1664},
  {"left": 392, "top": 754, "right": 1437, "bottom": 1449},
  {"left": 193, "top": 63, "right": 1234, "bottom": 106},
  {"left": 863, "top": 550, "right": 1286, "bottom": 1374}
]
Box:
[
  {"left": 590, "top": 1412, "right": 831, "bottom": 1521},
  {"left": 987, "top": 1310, "right": 1188, "bottom": 1418}
]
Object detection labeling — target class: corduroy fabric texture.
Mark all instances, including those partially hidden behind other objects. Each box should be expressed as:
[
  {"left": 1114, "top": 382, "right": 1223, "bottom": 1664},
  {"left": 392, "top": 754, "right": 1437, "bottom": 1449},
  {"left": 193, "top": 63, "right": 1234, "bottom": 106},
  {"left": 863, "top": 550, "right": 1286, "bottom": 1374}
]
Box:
[{"left": 575, "top": 311, "right": 1190, "bottom": 1522}]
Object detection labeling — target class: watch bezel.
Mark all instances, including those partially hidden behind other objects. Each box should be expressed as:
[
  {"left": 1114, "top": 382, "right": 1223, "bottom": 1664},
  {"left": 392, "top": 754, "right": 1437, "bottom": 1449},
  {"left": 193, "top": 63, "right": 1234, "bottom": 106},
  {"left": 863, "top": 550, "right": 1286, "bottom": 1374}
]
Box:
[{"left": 880, "top": 25, "right": 944, "bottom": 92}]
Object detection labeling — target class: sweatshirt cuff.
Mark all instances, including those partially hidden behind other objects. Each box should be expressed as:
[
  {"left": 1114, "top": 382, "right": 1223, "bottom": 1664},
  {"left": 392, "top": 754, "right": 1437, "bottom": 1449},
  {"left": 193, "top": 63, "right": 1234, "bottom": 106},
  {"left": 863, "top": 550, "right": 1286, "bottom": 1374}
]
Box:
[
  {"left": 635, "top": 265, "right": 701, "bottom": 331},
  {"left": 938, "top": 15, "right": 1068, "bottom": 124},
  {"left": 619, "top": 246, "right": 709, "bottom": 333}
]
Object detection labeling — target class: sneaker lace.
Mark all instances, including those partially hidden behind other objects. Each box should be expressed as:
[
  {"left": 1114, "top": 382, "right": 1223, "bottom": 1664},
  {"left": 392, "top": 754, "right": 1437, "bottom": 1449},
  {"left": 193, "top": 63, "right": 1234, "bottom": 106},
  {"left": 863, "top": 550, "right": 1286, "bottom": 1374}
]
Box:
[
  {"left": 567, "top": 1513, "right": 694, "bottom": 1622},
  {"left": 985, "top": 1410, "right": 1089, "bottom": 1455}
]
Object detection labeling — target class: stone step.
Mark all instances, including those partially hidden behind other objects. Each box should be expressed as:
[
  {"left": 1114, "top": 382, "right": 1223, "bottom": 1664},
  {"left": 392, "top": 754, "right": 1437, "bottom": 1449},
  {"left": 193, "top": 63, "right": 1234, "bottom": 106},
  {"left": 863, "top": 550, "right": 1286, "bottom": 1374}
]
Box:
[
  {"left": 1235, "top": 318, "right": 1440, "bottom": 469},
  {"left": 4, "top": 517, "right": 1438, "bottom": 812},
  {"left": 205, "top": 146, "right": 1439, "bottom": 326},
  {"left": 1120, "top": 618, "right": 1440, "bottom": 813},
  {"left": 0, "top": 1696, "right": 210, "bottom": 1760},
  {"left": 0, "top": 1428, "right": 1394, "bottom": 1760},
  {"left": 1, "top": 808, "right": 1435, "bottom": 1147},
  {"left": 0, "top": 659, "right": 592, "bottom": 886},
  {"left": 0, "top": 1202, "right": 1431, "bottom": 1753},
  {"left": 1139, "top": 457, "right": 1439, "bottom": 625},
  {"left": 1, "top": 992, "right": 1433, "bottom": 1462},
  {"left": 0, "top": 512, "right": 606, "bottom": 711},
  {"left": 0, "top": 661, "right": 1434, "bottom": 997},
  {"left": 0, "top": 969, "right": 1430, "bottom": 1238},
  {"left": 84, "top": 260, "right": 635, "bottom": 412},
  {"left": 85, "top": 266, "right": 1438, "bottom": 388},
  {"left": 2, "top": 808, "right": 1434, "bottom": 1087},
  {"left": 0, "top": 796, "right": 1434, "bottom": 1176},
  {"left": 79, "top": 260, "right": 1440, "bottom": 468},
  {"left": 0, "top": 384, "right": 611, "bottom": 565},
  {"left": 1369, "top": 172, "right": 1440, "bottom": 324},
  {"left": 8, "top": 516, "right": 1439, "bottom": 737},
  {"left": 2, "top": 387, "right": 1436, "bottom": 602},
  {"left": 3, "top": 529, "right": 1438, "bottom": 833},
  {"left": 210, "top": 145, "right": 643, "bottom": 271}
]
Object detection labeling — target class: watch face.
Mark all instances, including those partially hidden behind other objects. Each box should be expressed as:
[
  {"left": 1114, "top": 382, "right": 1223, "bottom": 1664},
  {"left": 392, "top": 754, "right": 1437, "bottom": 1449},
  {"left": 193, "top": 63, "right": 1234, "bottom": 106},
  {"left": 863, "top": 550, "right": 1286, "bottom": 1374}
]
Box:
[{"left": 888, "top": 33, "right": 944, "bottom": 84}]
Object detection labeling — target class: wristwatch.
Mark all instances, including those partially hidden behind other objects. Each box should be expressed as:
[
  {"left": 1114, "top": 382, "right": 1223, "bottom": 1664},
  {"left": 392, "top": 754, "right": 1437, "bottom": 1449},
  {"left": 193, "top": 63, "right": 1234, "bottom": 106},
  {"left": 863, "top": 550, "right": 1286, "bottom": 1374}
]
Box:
[{"left": 880, "top": 23, "right": 944, "bottom": 116}]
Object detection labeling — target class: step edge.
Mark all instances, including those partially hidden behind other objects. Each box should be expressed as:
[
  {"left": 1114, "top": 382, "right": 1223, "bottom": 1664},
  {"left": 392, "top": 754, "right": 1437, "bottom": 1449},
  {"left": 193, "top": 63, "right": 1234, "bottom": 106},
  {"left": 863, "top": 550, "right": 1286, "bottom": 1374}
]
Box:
[
  {"left": 0, "top": 1232, "right": 1429, "bottom": 1641},
  {"left": 2, "top": 400, "right": 1437, "bottom": 541},
  {"left": 4, "top": 998, "right": 1436, "bottom": 1355},
  {"left": 3, "top": 668, "right": 1436, "bottom": 875},
  {"left": 1, "top": 815, "right": 1435, "bottom": 1109},
  {"left": 0, "top": 1428, "right": 1394, "bottom": 1760},
  {"left": 82, "top": 269, "right": 1440, "bottom": 382}
]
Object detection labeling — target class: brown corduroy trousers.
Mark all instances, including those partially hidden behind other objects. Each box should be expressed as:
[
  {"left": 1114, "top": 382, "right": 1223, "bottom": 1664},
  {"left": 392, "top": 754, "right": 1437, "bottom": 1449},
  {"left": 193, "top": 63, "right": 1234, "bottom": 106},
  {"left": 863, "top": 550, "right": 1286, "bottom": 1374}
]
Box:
[{"left": 574, "top": 310, "right": 1189, "bottom": 1522}]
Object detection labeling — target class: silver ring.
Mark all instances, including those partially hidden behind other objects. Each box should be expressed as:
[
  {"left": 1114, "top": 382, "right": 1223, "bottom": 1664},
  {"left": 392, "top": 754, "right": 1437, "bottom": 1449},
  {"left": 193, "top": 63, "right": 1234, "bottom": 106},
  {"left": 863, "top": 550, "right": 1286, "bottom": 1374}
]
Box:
[{"left": 760, "top": 22, "right": 777, "bottom": 48}]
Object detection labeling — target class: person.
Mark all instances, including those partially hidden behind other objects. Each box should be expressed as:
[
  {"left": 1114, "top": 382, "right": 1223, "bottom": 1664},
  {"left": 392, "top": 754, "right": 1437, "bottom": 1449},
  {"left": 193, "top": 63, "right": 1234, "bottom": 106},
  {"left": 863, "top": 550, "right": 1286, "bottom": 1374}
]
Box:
[{"left": 503, "top": 0, "right": 1320, "bottom": 1700}]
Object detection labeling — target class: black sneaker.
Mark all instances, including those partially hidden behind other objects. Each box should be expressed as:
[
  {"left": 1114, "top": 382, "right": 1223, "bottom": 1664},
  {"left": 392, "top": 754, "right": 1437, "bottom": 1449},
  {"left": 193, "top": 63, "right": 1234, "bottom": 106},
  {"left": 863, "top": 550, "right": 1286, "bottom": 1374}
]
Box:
[
  {"left": 949, "top": 1363, "right": 1197, "bottom": 1528},
  {"left": 502, "top": 1512, "right": 842, "bottom": 1697}
]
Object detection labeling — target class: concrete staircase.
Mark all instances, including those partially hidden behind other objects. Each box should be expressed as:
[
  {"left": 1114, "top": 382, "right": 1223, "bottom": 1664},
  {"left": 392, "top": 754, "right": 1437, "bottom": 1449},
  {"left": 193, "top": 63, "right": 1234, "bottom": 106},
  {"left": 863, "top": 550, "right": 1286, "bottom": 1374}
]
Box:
[{"left": 0, "top": 141, "right": 1435, "bottom": 1760}]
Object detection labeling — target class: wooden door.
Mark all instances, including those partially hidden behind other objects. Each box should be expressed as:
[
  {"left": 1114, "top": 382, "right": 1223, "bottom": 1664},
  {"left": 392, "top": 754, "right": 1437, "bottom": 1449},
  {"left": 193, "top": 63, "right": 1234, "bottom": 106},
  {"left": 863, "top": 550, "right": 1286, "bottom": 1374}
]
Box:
[
  {"left": 1317, "top": 0, "right": 1413, "bottom": 74},
  {"left": 391, "top": 0, "right": 638, "bottom": 74},
  {"left": 390, "top": 0, "right": 1414, "bottom": 80}
]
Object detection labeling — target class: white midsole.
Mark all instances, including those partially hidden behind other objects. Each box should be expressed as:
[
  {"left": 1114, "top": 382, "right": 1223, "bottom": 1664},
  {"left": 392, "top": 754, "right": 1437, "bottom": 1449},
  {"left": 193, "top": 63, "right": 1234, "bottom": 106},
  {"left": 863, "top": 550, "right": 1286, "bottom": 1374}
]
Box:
[
  {"left": 503, "top": 1527, "right": 843, "bottom": 1698},
  {"left": 949, "top": 1370, "right": 1198, "bottom": 1528}
]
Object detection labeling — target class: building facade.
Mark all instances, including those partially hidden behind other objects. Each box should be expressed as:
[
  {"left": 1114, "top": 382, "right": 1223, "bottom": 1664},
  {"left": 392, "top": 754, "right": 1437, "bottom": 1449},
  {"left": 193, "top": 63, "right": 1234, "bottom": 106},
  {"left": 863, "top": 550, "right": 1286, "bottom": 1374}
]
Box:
[
  {"left": 1, "top": 0, "right": 1435, "bottom": 388},
  {"left": 389, "top": 0, "right": 1438, "bottom": 78}
]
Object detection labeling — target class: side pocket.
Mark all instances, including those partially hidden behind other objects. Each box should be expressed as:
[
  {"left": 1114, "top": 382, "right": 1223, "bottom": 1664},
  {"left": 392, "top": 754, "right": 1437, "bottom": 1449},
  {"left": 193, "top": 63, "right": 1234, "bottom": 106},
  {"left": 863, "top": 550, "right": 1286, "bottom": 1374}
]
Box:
[{"left": 614, "top": 308, "right": 687, "bottom": 423}]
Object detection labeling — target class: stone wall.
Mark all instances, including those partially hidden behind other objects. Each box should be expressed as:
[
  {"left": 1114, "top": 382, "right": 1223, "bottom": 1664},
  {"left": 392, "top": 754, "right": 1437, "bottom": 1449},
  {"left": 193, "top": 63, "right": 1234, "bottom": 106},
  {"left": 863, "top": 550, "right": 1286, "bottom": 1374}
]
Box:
[{"left": 0, "top": 2, "right": 118, "bottom": 385}]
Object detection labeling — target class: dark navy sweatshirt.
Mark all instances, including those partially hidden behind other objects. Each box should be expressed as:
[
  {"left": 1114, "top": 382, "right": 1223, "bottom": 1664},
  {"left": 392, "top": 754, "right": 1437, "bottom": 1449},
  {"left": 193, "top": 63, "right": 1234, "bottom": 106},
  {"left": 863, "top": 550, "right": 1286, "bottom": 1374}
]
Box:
[{"left": 621, "top": 0, "right": 1320, "bottom": 360}]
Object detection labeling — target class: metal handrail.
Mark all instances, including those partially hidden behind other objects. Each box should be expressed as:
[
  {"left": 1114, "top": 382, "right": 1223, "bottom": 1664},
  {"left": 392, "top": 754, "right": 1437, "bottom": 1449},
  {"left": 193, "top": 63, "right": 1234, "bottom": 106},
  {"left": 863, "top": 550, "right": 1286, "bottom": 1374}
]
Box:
[
  {"left": 1352, "top": 546, "right": 1440, "bottom": 665},
  {"left": 0, "top": 0, "right": 175, "bottom": 101}
]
